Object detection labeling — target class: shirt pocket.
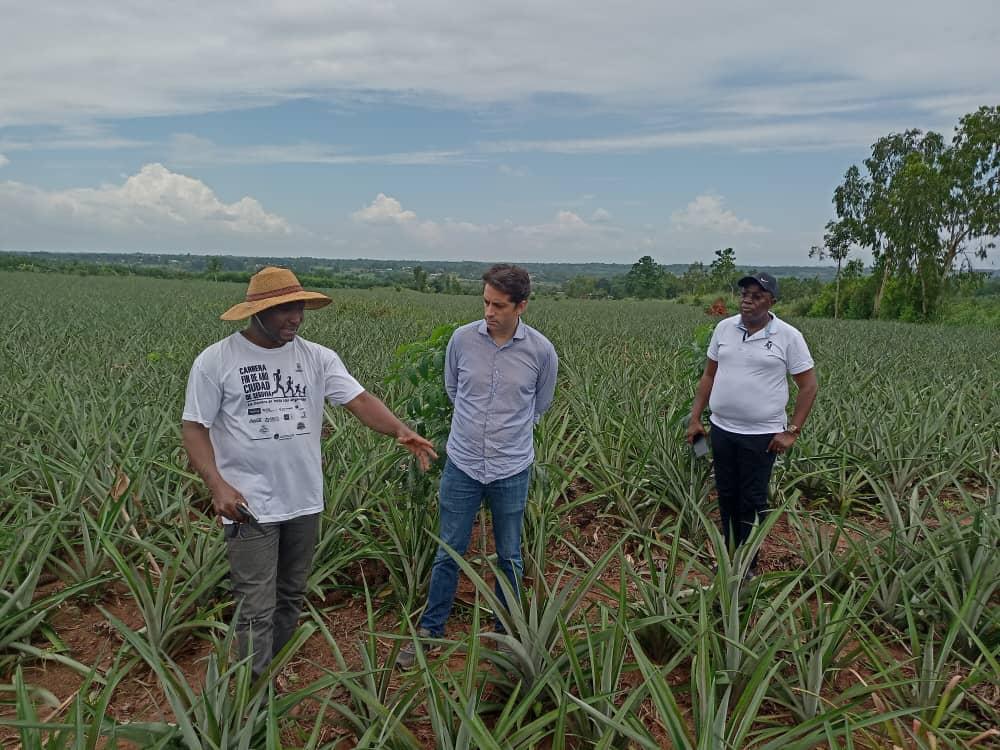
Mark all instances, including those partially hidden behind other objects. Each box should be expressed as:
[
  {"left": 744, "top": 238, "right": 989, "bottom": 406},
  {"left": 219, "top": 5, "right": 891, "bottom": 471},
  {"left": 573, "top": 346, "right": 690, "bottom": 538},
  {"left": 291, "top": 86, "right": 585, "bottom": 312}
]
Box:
[{"left": 760, "top": 347, "right": 788, "bottom": 375}]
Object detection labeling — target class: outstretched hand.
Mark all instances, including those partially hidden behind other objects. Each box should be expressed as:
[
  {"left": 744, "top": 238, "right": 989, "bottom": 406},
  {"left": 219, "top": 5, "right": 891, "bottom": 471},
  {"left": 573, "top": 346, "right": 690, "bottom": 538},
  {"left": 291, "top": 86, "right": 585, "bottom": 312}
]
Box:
[{"left": 396, "top": 428, "right": 439, "bottom": 471}]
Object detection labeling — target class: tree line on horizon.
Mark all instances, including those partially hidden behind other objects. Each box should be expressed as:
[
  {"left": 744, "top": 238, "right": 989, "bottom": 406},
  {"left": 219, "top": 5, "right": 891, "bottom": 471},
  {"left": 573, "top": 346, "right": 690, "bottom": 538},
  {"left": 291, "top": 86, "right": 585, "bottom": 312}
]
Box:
[{"left": 3, "top": 245, "right": 995, "bottom": 326}]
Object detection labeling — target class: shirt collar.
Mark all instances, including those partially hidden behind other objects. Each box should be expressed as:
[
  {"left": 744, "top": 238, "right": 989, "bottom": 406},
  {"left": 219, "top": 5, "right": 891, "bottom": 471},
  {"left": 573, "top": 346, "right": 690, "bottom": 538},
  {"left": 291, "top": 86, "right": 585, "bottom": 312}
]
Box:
[
  {"left": 736, "top": 312, "right": 777, "bottom": 337},
  {"left": 476, "top": 319, "right": 527, "bottom": 340}
]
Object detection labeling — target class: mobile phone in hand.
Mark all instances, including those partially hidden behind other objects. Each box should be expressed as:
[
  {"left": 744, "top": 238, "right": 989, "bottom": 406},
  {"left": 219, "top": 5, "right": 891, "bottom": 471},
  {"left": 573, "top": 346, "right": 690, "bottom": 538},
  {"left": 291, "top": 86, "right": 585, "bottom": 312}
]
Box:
[
  {"left": 691, "top": 433, "right": 709, "bottom": 458},
  {"left": 237, "top": 503, "right": 264, "bottom": 531}
]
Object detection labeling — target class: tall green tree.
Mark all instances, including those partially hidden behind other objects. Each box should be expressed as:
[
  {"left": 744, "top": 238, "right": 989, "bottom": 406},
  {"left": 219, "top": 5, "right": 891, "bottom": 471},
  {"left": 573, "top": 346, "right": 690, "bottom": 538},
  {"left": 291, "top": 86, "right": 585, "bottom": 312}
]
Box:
[
  {"left": 412, "top": 265, "right": 428, "bottom": 293},
  {"left": 709, "top": 247, "right": 738, "bottom": 292},
  {"left": 826, "top": 106, "right": 1000, "bottom": 319},
  {"left": 564, "top": 275, "right": 598, "bottom": 298},
  {"left": 942, "top": 106, "right": 1000, "bottom": 271},
  {"left": 810, "top": 222, "right": 853, "bottom": 319},
  {"left": 681, "top": 262, "right": 709, "bottom": 295},
  {"left": 624, "top": 255, "right": 665, "bottom": 298},
  {"left": 205, "top": 256, "right": 222, "bottom": 280}
]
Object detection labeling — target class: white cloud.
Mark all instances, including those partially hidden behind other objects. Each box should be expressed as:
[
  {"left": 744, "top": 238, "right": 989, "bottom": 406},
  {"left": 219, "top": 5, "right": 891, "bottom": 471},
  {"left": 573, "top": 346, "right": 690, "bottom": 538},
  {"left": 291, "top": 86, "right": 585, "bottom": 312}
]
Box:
[
  {"left": 483, "top": 116, "right": 945, "bottom": 155},
  {"left": 1, "top": 2, "right": 996, "bottom": 130},
  {"left": 513, "top": 210, "right": 603, "bottom": 239},
  {"left": 0, "top": 154, "right": 8, "bottom": 168},
  {"left": 357, "top": 214, "right": 813, "bottom": 262},
  {"left": 498, "top": 164, "right": 529, "bottom": 177},
  {"left": 0, "top": 163, "right": 293, "bottom": 252},
  {"left": 556, "top": 210, "right": 587, "bottom": 228},
  {"left": 113, "top": 164, "right": 290, "bottom": 233},
  {"left": 168, "top": 133, "right": 465, "bottom": 167},
  {"left": 511, "top": 210, "right": 628, "bottom": 245},
  {"left": 0, "top": 131, "right": 150, "bottom": 153},
  {"left": 551, "top": 194, "right": 599, "bottom": 209},
  {"left": 0, "top": 165, "right": 824, "bottom": 263},
  {"left": 671, "top": 193, "right": 769, "bottom": 235},
  {"left": 340, "top": 194, "right": 639, "bottom": 261},
  {"left": 352, "top": 193, "right": 418, "bottom": 224}
]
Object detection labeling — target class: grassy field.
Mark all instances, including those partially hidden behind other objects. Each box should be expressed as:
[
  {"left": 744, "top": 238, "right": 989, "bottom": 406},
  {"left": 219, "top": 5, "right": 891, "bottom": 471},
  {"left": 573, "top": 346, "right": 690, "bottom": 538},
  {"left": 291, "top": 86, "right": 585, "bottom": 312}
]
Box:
[{"left": 1, "top": 271, "right": 998, "bottom": 749}]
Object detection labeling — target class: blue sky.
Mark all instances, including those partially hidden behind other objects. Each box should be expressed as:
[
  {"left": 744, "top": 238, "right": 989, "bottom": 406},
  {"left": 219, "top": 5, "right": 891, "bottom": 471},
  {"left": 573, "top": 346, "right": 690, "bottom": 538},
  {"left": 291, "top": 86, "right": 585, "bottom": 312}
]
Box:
[{"left": 1, "top": 1, "right": 997, "bottom": 267}]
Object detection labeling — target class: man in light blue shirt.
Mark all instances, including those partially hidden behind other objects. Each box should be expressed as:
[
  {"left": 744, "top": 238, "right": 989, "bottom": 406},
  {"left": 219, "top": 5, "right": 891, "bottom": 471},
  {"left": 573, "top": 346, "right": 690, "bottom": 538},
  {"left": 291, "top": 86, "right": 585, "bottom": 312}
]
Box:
[{"left": 397, "top": 264, "right": 557, "bottom": 667}]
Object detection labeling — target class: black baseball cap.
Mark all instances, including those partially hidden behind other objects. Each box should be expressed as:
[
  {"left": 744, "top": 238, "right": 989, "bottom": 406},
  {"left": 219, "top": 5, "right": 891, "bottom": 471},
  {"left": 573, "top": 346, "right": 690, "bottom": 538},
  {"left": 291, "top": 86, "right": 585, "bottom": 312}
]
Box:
[{"left": 738, "top": 272, "right": 779, "bottom": 299}]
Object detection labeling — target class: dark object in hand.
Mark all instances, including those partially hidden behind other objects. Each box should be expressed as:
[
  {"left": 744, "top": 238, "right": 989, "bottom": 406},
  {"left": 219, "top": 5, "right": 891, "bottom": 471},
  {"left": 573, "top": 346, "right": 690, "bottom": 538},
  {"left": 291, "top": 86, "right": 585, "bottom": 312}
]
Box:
[
  {"left": 691, "top": 433, "right": 709, "bottom": 458},
  {"left": 237, "top": 504, "right": 264, "bottom": 531}
]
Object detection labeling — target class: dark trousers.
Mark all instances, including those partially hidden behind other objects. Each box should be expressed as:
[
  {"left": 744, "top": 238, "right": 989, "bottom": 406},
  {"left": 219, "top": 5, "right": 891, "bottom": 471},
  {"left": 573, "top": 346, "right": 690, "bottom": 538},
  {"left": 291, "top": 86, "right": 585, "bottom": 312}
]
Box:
[
  {"left": 709, "top": 424, "right": 777, "bottom": 568},
  {"left": 225, "top": 513, "right": 320, "bottom": 678}
]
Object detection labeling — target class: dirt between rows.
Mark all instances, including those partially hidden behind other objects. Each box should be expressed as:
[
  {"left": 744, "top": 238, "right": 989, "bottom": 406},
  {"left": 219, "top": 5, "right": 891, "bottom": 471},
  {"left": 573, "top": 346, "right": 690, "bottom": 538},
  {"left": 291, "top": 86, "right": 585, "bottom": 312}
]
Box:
[{"left": 3, "top": 498, "right": 997, "bottom": 749}]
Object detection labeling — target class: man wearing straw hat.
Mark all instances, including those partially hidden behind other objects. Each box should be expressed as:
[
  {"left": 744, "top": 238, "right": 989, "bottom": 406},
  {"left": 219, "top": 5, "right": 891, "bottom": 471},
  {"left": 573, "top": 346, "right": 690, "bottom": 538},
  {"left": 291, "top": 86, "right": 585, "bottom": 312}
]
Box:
[{"left": 182, "top": 266, "right": 437, "bottom": 679}]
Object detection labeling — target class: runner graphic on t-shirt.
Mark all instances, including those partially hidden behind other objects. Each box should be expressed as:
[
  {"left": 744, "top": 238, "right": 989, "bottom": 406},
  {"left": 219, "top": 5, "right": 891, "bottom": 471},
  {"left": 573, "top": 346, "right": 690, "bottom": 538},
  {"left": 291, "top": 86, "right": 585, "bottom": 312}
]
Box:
[{"left": 245, "top": 366, "right": 306, "bottom": 401}]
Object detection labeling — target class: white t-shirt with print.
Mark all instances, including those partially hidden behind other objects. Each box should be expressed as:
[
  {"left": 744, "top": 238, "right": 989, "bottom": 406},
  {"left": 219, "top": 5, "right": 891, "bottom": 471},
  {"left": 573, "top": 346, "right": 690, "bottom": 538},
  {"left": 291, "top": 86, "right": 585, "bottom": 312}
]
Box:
[
  {"left": 707, "top": 313, "right": 814, "bottom": 435},
  {"left": 183, "top": 332, "right": 364, "bottom": 522}
]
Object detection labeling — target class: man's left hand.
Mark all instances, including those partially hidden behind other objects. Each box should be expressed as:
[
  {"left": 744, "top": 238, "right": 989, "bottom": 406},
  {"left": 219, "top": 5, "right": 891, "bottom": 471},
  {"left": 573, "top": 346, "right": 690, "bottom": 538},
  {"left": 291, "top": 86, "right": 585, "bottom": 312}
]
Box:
[
  {"left": 768, "top": 431, "right": 797, "bottom": 454},
  {"left": 396, "top": 428, "right": 439, "bottom": 471}
]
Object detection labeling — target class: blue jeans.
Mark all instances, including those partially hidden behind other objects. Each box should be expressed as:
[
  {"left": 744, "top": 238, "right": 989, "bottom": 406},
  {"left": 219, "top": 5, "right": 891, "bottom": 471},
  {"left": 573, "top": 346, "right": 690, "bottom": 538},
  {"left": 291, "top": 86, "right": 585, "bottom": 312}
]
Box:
[{"left": 419, "top": 459, "right": 531, "bottom": 636}]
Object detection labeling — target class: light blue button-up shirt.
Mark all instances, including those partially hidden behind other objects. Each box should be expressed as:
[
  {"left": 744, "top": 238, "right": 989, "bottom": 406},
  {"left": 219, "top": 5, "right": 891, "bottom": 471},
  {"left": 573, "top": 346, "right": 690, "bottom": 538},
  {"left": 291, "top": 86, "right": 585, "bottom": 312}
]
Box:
[{"left": 444, "top": 319, "right": 558, "bottom": 484}]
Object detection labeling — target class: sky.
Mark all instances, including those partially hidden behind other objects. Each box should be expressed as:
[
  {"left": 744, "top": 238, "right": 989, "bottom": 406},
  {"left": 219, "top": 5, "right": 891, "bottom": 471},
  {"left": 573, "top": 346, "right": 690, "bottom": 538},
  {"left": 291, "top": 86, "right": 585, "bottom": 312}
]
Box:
[{"left": 1, "top": 1, "right": 997, "bottom": 267}]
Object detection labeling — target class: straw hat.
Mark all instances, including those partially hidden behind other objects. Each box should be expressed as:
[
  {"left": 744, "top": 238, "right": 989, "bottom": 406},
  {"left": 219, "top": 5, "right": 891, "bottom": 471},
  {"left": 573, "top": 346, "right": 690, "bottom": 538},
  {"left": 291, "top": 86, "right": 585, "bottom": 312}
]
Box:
[{"left": 220, "top": 266, "right": 332, "bottom": 321}]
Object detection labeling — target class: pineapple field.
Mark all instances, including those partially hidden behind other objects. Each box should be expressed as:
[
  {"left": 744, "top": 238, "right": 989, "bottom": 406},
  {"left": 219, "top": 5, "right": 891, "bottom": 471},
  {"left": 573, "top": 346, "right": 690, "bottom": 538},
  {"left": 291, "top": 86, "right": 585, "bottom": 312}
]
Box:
[{"left": 1, "top": 271, "right": 997, "bottom": 749}]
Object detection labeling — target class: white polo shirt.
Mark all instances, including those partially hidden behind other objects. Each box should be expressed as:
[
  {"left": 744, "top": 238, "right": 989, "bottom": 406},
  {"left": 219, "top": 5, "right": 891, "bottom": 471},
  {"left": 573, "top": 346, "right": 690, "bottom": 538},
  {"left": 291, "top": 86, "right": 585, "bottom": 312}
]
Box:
[{"left": 707, "top": 313, "right": 814, "bottom": 435}]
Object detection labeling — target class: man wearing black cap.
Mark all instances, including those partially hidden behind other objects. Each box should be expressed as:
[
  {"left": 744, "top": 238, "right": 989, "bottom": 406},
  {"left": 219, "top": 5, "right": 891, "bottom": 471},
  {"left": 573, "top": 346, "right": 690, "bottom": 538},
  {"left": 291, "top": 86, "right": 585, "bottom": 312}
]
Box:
[{"left": 686, "top": 272, "right": 818, "bottom": 578}]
